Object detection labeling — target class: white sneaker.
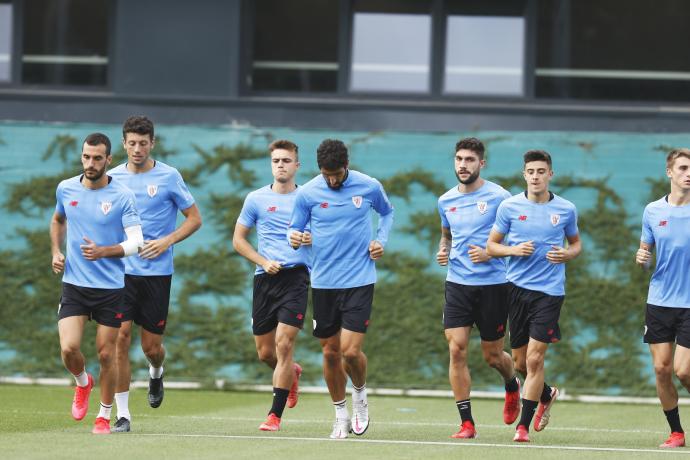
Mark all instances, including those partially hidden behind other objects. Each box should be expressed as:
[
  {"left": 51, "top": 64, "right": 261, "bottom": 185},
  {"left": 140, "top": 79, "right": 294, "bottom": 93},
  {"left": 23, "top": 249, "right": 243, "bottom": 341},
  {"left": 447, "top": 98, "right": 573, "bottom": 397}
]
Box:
[
  {"left": 330, "top": 418, "right": 351, "bottom": 439},
  {"left": 351, "top": 400, "right": 370, "bottom": 436}
]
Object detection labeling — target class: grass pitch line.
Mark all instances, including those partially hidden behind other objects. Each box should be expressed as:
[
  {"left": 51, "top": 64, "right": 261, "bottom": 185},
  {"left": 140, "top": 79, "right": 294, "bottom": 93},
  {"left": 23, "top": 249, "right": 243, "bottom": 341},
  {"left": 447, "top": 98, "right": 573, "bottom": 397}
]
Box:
[{"left": 133, "top": 433, "right": 690, "bottom": 454}]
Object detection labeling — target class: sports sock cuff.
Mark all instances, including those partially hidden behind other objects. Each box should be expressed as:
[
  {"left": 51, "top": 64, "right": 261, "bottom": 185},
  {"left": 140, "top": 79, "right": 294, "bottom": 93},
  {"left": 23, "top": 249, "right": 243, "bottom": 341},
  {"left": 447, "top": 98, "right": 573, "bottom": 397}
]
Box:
[
  {"left": 333, "top": 399, "right": 347, "bottom": 407},
  {"left": 353, "top": 383, "right": 366, "bottom": 392}
]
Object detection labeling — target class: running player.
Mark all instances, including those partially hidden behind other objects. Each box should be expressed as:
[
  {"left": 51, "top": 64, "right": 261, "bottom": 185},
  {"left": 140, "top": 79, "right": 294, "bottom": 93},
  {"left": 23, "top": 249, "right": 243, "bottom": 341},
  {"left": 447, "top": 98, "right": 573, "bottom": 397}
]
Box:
[
  {"left": 233, "top": 139, "right": 311, "bottom": 432},
  {"left": 637, "top": 148, "right": 690, "bottom": 448},
  {"left": 50, "top": 133, "right": 143, "bottom": 434},
  {"left": 487, "top": 150, "right": 581, "bottom": 442}
]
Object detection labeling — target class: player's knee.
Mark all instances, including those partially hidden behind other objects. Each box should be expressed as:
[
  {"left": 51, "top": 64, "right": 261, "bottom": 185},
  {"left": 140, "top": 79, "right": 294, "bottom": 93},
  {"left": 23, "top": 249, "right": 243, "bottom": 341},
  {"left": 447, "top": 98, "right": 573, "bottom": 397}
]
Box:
[
  {"left": 142, "top": 343, "right": 162, "bottom": 361},
  {"left": 116, "top": 330, "right": 131, "bottom": 350},
  {"left": 654, "top": 362, "right": 673, "bottom": 379},
  {"left": 97, "top": 347, "right": 114, "bottom": 366},
  {"left": 275, "top": 338, "right": 294, "bottom": 359},
  {"left": 483, "top": 349, "right": 503, "bottom": 369},
  {"left": 341, "top": 347, "right": 362, "bottom": 364},
  {"left": 675, "top": 368, "right": 690, "bottom": 386},
  {"left": 60, "top": 343, "right": 80, "bottom": 358},
  {"left": 525, "top": 354, "right": 544, "bottom": 373},
  {"left": 322, "top": 347, "right": 342, "bottom": 366},
  {"left": 448, "top": 342, "right": 468, "bottom": 363}
]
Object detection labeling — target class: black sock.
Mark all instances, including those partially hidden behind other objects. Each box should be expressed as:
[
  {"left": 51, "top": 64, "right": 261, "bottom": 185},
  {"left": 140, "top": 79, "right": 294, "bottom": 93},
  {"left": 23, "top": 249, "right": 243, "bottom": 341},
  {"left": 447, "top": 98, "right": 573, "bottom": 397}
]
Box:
[
  {"left": 269, "top": 388, "right": 290, "bottom": 418},
  {"left": 456, "top": 399, "right": 473, "bottom": 424},
  {"left": 518, "top": 399, "right": 538, "bottom": 429},
  {"left": 540, "top": 383, "right": 553, "bottom": 403},
  {"left": 505, "top": 374, "right": 519, "bottom": 392},
  {"left": 665, "top": 407, "right": 684, "bottom": 433}
]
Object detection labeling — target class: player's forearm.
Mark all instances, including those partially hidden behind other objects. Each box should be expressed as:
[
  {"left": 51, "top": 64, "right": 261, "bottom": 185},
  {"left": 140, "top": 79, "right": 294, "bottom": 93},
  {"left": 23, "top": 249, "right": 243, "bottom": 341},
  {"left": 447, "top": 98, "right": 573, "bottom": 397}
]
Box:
[
  {"left": 165, "top": 211, "right": 202, "bottom": 247},
  {"left": 565, "top": 240, "right": 582, "bottom": 261},
  {"left": 232, "top": 236, "right": 268, "bottom": 267},
  {"left": 439, "top": 235, "right": 451, "bottom": 252},
  {"left": 49, "top": 221, "right": 65, "bottom": 255},
  {"left": 376, "top": 210, "right": 394, "bottom": 247},
  {"left": 486, "top": 241, "right": 513, "bottom": 258}
]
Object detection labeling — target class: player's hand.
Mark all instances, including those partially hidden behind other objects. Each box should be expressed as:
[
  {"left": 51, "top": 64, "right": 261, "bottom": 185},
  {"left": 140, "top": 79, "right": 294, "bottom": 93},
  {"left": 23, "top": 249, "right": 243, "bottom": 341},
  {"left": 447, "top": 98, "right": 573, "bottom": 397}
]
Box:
[
  {"left": 636, "top": 247, "right": 652, "bottom": 267},
  {"left": 468, "top": 244, "right": 491, "bottom": 264},
  {"left": 52, "top": 252, "right": 65, "bottom": 274},
  {"left": 80, "top": 237, "right": 104, "bottom": 260},
  {"left": 140, "top": 237, "right": 171, "bottom": 260},
  {"left": 302, "top": 231, "right": 312, "bottom": 246},
  {"left": 546, "top": 245, "right": 570, "bottom": 264},
  {"left": 369, "top": 240, "right": 384, "bottom": 260},
  {"left": 436, "top": 246, "right": 449, "bottom": 266},
  {"left": 261, "top": 260, "right": 282, "bottom": 275},
  {"left": 289, "top": 231, "right": 303, "bottom": 249},
  {"left": 512, "top": 241, "right": 534, "bottom": 257}
]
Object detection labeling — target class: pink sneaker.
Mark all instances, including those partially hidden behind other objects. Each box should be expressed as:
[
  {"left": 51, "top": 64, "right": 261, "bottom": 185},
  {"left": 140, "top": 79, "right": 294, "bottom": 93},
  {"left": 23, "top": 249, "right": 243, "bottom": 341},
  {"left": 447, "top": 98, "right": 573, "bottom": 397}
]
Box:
[
  {"left": 92, "top": 417, "right": 111, "bottom": 434},
  {"left": 259, "top": 413, "right": 281, "bottom": 432},
  {"left": 71, "top": 374, "right": 94, "bottom": 421},
  {"left": 660, "top": 432, "right": 685, "bottom": 448},
  {"left": 451, "top": 420, "right": 477, "bottom": 439},
  {"left": 287, "top": 363, "right": 302, "bottom": 409},
  {"left": 513, "top": 424, "right": 529, "bottom": 442}
]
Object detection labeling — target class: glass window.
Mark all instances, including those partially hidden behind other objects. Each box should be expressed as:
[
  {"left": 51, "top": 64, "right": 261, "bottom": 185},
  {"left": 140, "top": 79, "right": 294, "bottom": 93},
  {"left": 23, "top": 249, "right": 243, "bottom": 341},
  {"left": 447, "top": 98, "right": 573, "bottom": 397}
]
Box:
[
  {"left": 22, "top": 0, "right": 109, "bottom": 86},
  {"left": 444, "top": 15, "right": 524, "bottom": 95},
  {"left": 0, "top": 1, "right": 11, "bottom": 83},
  {"left": 537, "top": 0, "right": 690, "bottom": 102},
  {"left": 350, "top": 1, "right": 432, "bottom": 93},
  {"left": 251, "top": 0, "right": 339, "bottom": 92}
]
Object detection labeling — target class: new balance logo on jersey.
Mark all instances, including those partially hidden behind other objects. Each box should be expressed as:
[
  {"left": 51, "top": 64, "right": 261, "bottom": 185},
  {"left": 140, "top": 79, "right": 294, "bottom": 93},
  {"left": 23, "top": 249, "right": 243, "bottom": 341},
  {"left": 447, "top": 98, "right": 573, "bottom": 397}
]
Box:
[
  {"left": 550, "top": 214, "right": 560, "bottom": 226},
  {"left": 267, "top": 206, "right": 277, "bottom": 212},
  {"left": 659, "top": 220, "right": 668, "bottom": 227},
  {"left": 352, "top": 196, "right": 363, "bottom": 208},
  {"left": 477, "top": 201, "right": 488, "bottom": 214},
  {"left": 100, "top": 201, "right": 112, "bottom": 215},
  {"left": 147, "top": 185, "right": 158, "bottom": 197},
  {"left": 449, "top": 207, "right": 457, "bottom": 213},
  {"left": 70, "top": 201, "right": 78, "bottom": 207},
  {"left": 320, "top": 202, "right": 329, "bottom": 208},
  {"left": 518, "top": 215, "right": 527, "bottom": 221}
]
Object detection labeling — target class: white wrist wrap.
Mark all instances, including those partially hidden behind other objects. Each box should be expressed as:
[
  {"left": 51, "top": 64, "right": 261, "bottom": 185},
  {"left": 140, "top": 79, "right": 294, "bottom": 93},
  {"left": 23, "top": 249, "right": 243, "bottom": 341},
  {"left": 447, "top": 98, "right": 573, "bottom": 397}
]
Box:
[{"left": 119, "top": 225, "right": 144, "bottom": 257}]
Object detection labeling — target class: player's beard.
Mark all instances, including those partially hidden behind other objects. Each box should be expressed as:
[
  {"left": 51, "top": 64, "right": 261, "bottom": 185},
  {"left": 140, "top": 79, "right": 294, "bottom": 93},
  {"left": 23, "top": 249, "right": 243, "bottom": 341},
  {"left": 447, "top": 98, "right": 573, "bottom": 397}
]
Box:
[
  {"left": 84, "top": 166, "right": 106, "bottom": 182},
  {"left": 455, "top": 169, "right": 479, "bottom": 185}
]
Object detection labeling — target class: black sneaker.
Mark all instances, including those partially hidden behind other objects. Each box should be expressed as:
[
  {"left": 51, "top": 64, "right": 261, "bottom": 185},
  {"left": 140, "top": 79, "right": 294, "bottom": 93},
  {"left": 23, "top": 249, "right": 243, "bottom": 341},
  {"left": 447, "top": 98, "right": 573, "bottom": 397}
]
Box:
[
  {"left": 148, "top": 375, "right": 164, "bottom": 408},
  {"left": 112, "top": 417, "right": 131, "bottom": 433}
]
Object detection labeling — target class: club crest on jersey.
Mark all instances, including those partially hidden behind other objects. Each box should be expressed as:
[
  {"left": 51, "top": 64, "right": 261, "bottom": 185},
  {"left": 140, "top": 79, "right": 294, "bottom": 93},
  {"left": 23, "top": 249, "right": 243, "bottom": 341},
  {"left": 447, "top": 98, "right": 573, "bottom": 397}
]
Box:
[
  {"left": 352, "top": 196, "right": 363, "bottom": 208},
  {"left": 477, "top": 201, "right": 488, "bottom": 214},
  {"left": 101, "top": 201, "right": 112, "bottom": 215},
  {"left": 550, "top": 213, "right": 560, "bottom": 226},
  {"left": 147, "top": 184, "right": 158, "bottom": 198}
]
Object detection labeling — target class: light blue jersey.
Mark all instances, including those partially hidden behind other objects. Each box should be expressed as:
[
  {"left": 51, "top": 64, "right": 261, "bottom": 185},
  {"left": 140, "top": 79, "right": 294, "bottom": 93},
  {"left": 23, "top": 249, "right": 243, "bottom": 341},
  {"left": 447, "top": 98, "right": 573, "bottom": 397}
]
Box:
[
  {"left": 237, "top": 184, "right": 311, "bottom": 275},
  {"left": 438, "top": 180, "right": 510, "bottom": 286},
  {"left": 55, "top": 175, "right": 141, "bottom": 289},
  {"left": 288, "top": 170, "right": 394, "bottom": 289},
  {"left": 493, "top": 192, "right": 579, "bottom": 296},
  {"left": 641, "top": 197, "right": 690, "bottom": 308},
  {"left": 109, "top": 161, "right": 195, "bottom": 276}
]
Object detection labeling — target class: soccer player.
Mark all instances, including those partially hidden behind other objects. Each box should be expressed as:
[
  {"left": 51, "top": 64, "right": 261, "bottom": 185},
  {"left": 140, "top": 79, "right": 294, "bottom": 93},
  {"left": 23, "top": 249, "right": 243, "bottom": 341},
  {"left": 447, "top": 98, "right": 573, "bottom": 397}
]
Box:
[
  {"left": 233, "top": 139, "right": 311, "bottom": 432},
  {"left": 50, "top": 133, "right": 143, "bottom": 434},
  {"left": 436, "top": 137, "right": 520, "bottom": 439},
  {"left": 109, "top": 116, "right": 201, "bottom": 432},
  {"left": 637, "top": 148, "right": 690, "bottom": 449},
  {"left": 486, "top": 150, "right": 581, "bottom": 443},
  {"left": 288, "top": 139, "right": 394, "bottom": 439}
]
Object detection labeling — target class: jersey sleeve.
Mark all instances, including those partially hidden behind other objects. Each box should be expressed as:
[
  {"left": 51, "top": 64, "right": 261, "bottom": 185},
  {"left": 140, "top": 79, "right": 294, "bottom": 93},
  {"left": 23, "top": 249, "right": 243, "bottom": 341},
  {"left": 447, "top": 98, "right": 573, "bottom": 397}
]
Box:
[
  {"left": 565, "top": 205, "right": 579, "bottom": 238},
  {"left": 170, "top": 170, "right": 196, "bottom": 210},
  {"left": 288, "top": 189, "right": 311, "bottom": 234},
  {"left": 55, "top": 182, "right": 65, "bottom": 216},
  {"left": 438, "top": 199, "right": 449, "bottom": 228},
  {"left": 371, "top": 180, "right": 394, "bottom": 246},
  {"left": 640, "top": 205, "right": 655, "bottom": 245},
  {"left": 492, "top": 200, "right": 511, "bottom": 235},
  {"left": 237, "top": 193, "right": 258, "bottom": 228},
  {"left": 121, "top": 190, "right": 141, "bottom": 228}
]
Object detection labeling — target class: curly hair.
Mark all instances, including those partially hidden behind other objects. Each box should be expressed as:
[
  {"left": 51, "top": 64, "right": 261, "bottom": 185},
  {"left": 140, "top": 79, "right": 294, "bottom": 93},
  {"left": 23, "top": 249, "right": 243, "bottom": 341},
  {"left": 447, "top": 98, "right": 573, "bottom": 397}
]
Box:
[
  {"left": 122, "top": 115, "right": 154, "bottom": 140},
  {"left": 455, "top": 137, "right": 485, "bottom": 160},
  {"left": 317, "top": 139, "right": 348, "bottom": 170}
]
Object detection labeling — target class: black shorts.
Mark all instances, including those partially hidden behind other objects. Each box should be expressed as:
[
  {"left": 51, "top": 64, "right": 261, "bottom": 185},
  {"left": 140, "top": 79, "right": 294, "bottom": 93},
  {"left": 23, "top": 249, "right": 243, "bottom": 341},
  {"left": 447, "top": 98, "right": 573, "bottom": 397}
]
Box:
[
  {"left": 122, "top": 274, "right": 172, "bottom": 335},
  {"left": 312, "top": 284, "right": 374, "bottom": 338},
  {"left": 58, "top": 282, "right": 124, "bottom": 328},
  {"left": 508, "top": 283, "right": 564, "bottom": 349},
  {"left": 644, "top": 304, "right": 690, "bottom": 348},
  {"left": 443, "top": 281, "right": 509, "bottom": 341},
  {"left": 252, "top": 265, "right": 309, "bottom": 336}
]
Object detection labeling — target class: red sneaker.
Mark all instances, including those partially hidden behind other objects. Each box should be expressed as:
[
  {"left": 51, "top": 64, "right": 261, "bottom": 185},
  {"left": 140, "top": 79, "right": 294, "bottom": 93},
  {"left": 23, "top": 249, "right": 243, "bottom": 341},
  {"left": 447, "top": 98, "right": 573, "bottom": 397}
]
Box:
[
  {"left": 660, "top": 432, "right": 685, "bottom": 448},
  {"left": 259, "top": 413, "right": 281, "bottom": 432},
  {"left": 513, "top": 424, "right": 530, "bottom": 442},
  {"left": 287, "top": 363, "right": 302, "bottom": 409},
  {"left": 534, "top": 387, "right": 559, "bottom": 432},
  {"left": 71, "top": 374, "right": 94, "bottom": 421},
  {"left": 91, "top": 417, "right": 111, "bottom": 434},
  {"left": 503, "top": 377, "right": 521, "bottom": 424},
  {"left": 451, "top": 420, "right": 477, "bottom": 439}
]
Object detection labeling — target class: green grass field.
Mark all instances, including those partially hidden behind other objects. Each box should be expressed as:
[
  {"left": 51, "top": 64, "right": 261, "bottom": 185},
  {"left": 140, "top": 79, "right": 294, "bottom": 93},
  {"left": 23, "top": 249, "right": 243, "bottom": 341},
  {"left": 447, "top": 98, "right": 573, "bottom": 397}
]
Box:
[{"left": 1, "top": 385, "right": 689, "bottom": 459}]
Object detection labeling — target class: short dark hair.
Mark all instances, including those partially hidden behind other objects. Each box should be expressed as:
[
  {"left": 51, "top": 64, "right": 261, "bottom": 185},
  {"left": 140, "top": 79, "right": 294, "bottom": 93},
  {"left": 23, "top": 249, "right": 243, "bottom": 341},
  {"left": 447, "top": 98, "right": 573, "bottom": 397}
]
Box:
[
  {"left": 667, "top": 148, "right": 690, "bottom": 169},
  {"left": 122, "top": 115, "right": 154, "bottom": 140},
  {"left": 317, "top": 139, "right": 348, "bottom": 170},
  {"left": 523, "top": 150, "right": 552, "bottom": 168},
  {"left": 269, "top": 139, "right": 299, "bottom": 160},
  {"left": 455, "top": 137, "right": 485, "bottom": 160},
  {"left": 83, "top": 132, "right": 111, "bottom": 156}
]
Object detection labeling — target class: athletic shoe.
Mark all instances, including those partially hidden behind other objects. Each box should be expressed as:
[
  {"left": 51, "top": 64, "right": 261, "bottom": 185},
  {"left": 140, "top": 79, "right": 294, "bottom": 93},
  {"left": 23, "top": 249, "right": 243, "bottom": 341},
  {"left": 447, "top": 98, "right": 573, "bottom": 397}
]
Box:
[
  {"left": 148, "top": 375, "right": 164, "bottom": 408},
  {"left": 451, "top": 420, "right": 477, "bottom": 439},
  {"left": 92, "top": 417, "right": 111, "bottom": 434},
  {"left": 112, "top": 417, "right": 131, "bottom": 433},
  {"left": 71, "top": 373, "right": 94, "bottom": 421},
  {"left": 259, "top": 413, "right": 281, "bottom": 432},
  {"left": 330, "top": 418, "right": 351, "bottom": 439},
  {"left": 534, "top": 387, "right": 559, "bottom": 432},
  {"left": 660, "top": 432, "right": 685, "bottom": 448},
  {"left": 351, "top": 400, "right": 370, "bottom": 436},
  {"left": 513, "top": 424, "right": 529, "bottom": 442},
  {"left": 287, "top": 363, "right": 302, "bottom": 409},
  {"left": 504, "top": 377, "right": 521, "bottom": 425}
]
